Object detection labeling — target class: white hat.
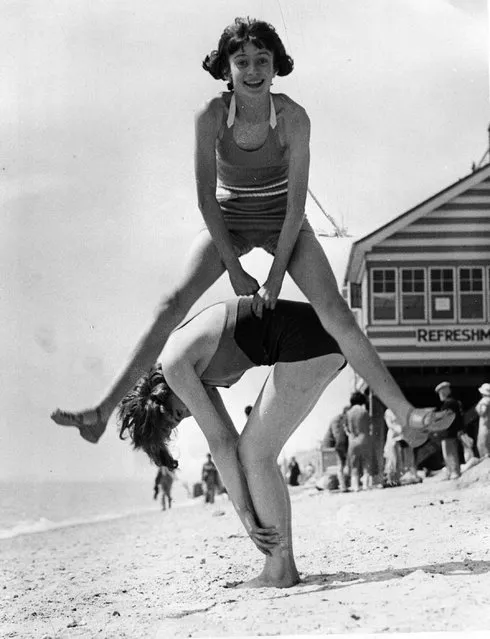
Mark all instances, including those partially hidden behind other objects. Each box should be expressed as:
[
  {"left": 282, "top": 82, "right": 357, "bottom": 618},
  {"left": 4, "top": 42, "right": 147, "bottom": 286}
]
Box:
[
  {"left": 479, "top": 383, "right": 490, "bottom": 397},
  {"left": 435, "top": 381, "right": 451, "bottom": 393}
]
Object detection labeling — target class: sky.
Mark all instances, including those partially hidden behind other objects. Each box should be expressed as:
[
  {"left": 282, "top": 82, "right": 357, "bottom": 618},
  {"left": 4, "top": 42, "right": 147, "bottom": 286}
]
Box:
[{"left": 1, "top": 0, "right": 489, "bottom": 484}]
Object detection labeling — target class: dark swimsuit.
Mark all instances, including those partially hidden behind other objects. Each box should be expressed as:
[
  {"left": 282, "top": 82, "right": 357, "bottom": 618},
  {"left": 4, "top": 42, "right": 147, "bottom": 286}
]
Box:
[{"left": 196, "top": 298, "right": 345, "bottom": 388}]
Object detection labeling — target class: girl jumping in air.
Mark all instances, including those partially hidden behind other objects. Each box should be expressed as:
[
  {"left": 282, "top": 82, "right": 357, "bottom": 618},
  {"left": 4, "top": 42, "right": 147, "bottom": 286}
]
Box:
[{"left": 52, "top": 17, "right": 453, "bottom": 444}]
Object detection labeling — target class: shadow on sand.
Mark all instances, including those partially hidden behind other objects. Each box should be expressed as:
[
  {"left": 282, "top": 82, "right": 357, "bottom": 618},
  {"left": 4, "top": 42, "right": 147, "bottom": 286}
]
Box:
[
  {"left": 296, "top": 559, "right": 490, "bottom": 592},
  {"left": 224, "top": 560, "right": 490, "bottom": 594}
]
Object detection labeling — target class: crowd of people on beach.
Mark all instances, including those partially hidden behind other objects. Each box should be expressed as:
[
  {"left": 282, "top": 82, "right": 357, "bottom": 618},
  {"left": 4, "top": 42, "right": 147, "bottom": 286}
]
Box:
[
  {"left": 311, "top": 380, "right": 490, "bottom": 494},
  {"left": 153, "top": 378, "right": 490, "bottom": 510}
]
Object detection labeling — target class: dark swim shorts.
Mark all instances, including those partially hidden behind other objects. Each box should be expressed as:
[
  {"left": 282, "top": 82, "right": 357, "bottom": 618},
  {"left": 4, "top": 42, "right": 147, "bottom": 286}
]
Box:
[{"left": 234, "top": 298, "right": 345, "bottom": 366}]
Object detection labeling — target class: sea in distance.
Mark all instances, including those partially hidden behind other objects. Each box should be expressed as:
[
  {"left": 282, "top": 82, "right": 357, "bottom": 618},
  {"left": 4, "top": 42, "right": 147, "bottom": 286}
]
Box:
[{"left": 0, "top": 478, "right": 196, "bottom": 541}]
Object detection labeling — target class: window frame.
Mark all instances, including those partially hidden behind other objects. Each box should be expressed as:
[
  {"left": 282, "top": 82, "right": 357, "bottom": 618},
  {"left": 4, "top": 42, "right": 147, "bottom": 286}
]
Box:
[
  {"left": 400, "top": 267, "right": 427, "bottom": 324},
  {"left": 370, "top": 267, "right": 398, "bottom": 325},
  {"left": 487, "top": 266, "right": 490, "bottom": 322},
  {"left": 457, "top": 265, "right": 485, "bottom": 323},
  {"left": 428, "top": 266, "right": 456, "bottom": 324}
]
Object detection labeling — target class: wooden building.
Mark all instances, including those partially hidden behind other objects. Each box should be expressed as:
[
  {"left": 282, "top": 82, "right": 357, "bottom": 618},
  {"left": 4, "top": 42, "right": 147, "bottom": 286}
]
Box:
[{"left": 344, "top": 162, "right": 490, "bottom": 469}]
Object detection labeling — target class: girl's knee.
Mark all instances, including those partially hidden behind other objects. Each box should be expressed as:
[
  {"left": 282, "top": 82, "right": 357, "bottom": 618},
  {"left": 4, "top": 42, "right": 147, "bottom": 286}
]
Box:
[
  {"left": 315, "top": 293, "right": 357, "bottom": 327},
  {"left": 330, "top": 295, "right": 356, "bottom": 323},
  {"left": 237, "top": 439, "right": 252, "bottom": 469},
  {"left": 154, "top": 290, "right": 192, "bottom": 324},
  {"left": 237, "top": 438, "right": 275, "bottom": 473}
]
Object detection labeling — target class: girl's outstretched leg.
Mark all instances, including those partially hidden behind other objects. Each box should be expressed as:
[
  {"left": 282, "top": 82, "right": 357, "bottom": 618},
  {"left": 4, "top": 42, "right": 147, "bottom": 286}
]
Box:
[
  {"left": 237, "top": 353, "right": 345, "bottom": 588},
  {"left": 51, "top": 230, "right": 226, "bottom": 440},
  {"left": 286, "top": 233, "right": 454, "bottom": 440}
]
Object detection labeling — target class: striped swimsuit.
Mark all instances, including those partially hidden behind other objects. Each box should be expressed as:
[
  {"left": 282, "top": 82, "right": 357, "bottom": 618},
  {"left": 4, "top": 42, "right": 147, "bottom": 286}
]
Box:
[{"left": 215, "top": 93, "right": 313, "bottom": 245}]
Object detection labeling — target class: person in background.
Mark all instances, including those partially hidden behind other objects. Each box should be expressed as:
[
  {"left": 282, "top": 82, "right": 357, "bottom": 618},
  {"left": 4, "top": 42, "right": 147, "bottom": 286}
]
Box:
[
  {"left": 384, "top": 408, "right": 426, "bottom": 487},
  {"left": 202, "top": 453, "right": 219, "bottom": 504},
  {"left": 345, "top": 392, "right": 373, "bottom": 492},
  {"left": 476, "top": 383, "right": 490, "bottom": 459},
  {"left": 287, "top": 457, "right": 301, "bottom": 487},
  {"left": 153, "top": 466, "right": 174, "bottom": 511},
  {"left": 323, "top": 407, "right": 349, "bottom": 492},
  {"left": 304, "top": 462, "right": 315, "bottom": 481},
  {"left": 435, "top": 381, "right": 465, "bottom": 480}
]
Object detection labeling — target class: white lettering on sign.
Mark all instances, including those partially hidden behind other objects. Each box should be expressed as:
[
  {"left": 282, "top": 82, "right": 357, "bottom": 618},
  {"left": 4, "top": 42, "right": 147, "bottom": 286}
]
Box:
[{"left": 416, "top": 326, "right": 490, "bottom": 345}]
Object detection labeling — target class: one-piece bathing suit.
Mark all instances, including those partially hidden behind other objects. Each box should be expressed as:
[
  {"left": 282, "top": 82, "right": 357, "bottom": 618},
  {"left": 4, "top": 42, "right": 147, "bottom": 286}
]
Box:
[
  {"left": 215, "top": 92, "right": 315, "bottom": 256},
  {"left": 194, "top": 298, "right": 346, "bottom": 388}
]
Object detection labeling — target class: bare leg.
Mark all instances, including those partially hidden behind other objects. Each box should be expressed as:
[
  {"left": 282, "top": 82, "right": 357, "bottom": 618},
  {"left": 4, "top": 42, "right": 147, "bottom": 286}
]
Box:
[
  {"left": 403, "top": 446, "right": 418, "bottom": 477},
  {"left": 51, "top": 231, "right": 226, "bottom": 441},
  {"left": 336, "top": 452, "right": 347, "bottom": 492},
  {"left": 442, "top": 438, "right": 461, "bottom": 479},
  {"left": 237, "top": 353, "right": 345, "bottom": 588},
  {"left": 349, "top": 446, "right": 362, "bottom": 492},
  {"left": 383, "top": 437, "right": 399, "bottom": 486},
  {"left": 286, "top": 233, "right": 454, "bottom": 434},
  {"left": 477, "top": 425, "right": 490, "bottom": 458}
]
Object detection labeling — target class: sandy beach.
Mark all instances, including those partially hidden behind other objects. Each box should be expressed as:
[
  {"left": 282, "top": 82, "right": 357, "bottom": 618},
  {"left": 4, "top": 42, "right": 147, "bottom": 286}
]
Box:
[{"left": 2, "top": 461, "right": 490, "bottom": 639}]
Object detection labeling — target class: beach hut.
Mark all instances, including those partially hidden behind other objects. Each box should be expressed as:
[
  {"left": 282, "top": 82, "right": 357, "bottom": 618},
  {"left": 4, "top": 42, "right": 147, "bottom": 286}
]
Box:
[{"left": 344, "top": 160, "right": 490, "bottom": 472}]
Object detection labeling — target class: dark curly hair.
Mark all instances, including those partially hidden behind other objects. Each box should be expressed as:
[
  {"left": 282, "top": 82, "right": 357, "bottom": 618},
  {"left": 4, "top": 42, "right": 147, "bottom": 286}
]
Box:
[
  {"left": 202, "top": 17, "right": 294, "bottom": 90},
  {"left": 118, "top": 364, "right": 179, "bottom": 470},
  {"left": 350, "top": 391, "right": 368, "bottom": 408}
]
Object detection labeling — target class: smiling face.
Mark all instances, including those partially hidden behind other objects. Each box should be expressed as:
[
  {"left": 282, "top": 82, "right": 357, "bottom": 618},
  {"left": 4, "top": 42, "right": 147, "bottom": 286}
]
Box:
[{"left": 228, "top": 42, "right": 275, "bottom": 97}]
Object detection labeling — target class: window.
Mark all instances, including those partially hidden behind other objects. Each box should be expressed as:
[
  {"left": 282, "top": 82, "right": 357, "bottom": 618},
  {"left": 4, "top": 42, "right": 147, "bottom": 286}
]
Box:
[
  {"left": 350, "top": 283, "right": 362, "bottom": 309},
  {"left": 458, "top": 267, "right": 484, "bottom": 321},
  {"left": 488, "top": 267, "right": 490, "bottom": 321},
  {"left": 429, "top": 268, "right": 455, "bottom": 321},
  {"left": 401, "top": 268, "right": 426, "bottom": 321},
  {"left": 372, "top": 268, "right": 397, "bottom": 322}
]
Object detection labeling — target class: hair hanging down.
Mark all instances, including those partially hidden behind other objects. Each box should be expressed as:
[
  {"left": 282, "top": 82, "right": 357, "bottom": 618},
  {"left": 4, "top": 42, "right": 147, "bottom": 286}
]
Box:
[
  {"left": 202, "top": 17, "right": 294, "bottom": 90},
  {"left": 118, "top": 364, "right": 179, "bottom": 470}
]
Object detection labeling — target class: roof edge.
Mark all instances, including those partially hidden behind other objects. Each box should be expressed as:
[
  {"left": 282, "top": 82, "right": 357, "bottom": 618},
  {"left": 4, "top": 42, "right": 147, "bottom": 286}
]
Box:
[{"left": 344, "top": 162, "right": 490, "bottom": 284}]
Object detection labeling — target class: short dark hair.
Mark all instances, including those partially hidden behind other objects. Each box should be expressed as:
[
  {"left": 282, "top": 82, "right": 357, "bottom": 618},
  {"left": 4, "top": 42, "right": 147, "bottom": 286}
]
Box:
[
  {"left": 350, "top": 391, "right": 368, "bottom": 407},
  {"left": 202, "top": 17, "right": 294, "bottom": 90},
  {"left": 118, "top": 364, "right": 179, "bottom": 470}
]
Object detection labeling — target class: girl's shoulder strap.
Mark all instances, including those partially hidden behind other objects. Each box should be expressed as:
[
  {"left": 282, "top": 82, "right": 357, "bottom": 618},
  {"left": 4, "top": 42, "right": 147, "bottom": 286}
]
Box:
[
  {"left": 226, "top": 93, "right": 237, "bottom": 128},
  {"left": 269, "top": 94, "right": 277, "bottom": 129}
]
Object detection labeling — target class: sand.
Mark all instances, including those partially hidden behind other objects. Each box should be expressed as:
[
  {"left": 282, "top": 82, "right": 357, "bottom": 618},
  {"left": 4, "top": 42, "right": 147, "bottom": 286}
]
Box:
[{"left": 2, "top": 460, "right": 490, "bottom": 639}]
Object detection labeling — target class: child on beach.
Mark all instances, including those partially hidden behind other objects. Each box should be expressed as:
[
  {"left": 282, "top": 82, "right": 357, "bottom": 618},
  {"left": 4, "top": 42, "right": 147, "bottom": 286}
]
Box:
[
  {"left": 118, "top": 296, "right": 347, "bottom": 586},
  {"left": 51, "top": 17, "right": 454, "bottom": 444}
]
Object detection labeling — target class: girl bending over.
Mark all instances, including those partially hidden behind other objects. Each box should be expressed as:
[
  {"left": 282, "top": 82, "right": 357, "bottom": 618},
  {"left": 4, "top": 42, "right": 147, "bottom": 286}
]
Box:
[{"left": 116, "top": 297, "right": 439, "bottom": 587}]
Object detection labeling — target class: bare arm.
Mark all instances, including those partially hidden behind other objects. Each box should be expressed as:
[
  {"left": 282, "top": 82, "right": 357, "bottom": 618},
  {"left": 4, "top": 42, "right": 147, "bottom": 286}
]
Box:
[
  {"left": 476, "top": 400, "right": 489, "bottom": 417},
  {"left": 255, "top": 102, "right": 311, "bottom": 312},
  {"left": 162, "top": 354, "right": 277, "bottom": 554},
  {"left": 194, "top": 100, "right": 259, "bottom": 296}
]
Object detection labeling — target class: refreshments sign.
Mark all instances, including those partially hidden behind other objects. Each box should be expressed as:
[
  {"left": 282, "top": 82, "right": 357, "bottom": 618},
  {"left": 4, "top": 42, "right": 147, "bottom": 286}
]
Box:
[{"left": 416, "top": 326, "right": 490, "bottom": 345}]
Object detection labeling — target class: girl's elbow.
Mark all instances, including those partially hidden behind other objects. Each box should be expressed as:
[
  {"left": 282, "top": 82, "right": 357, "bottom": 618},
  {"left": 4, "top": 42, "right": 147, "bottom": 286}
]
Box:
[
  {"left": 197, "top": 191, "right": 217, "bottom": 213},
  {"left": 160, "top": 359, "right": 185, "bottom": 390}
]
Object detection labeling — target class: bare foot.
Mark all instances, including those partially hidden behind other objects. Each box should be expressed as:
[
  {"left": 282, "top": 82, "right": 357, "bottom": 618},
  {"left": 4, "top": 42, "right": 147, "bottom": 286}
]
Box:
[
  {"left": 234, "top": 571, "right": 301, "bottom": 589},
  {"left": 50, "top": 407, "right": 107, "bottom": 443}
]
